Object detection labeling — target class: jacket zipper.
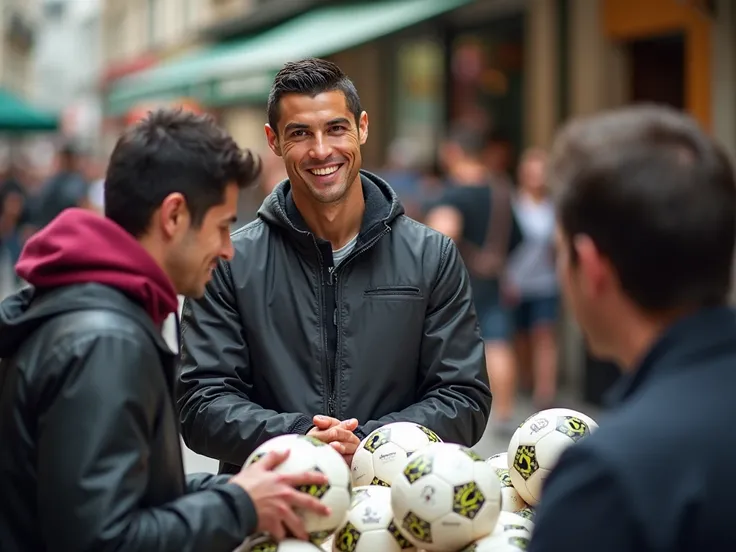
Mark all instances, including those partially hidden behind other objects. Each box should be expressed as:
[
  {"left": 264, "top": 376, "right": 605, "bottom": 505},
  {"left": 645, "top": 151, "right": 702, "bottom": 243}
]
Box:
[{"left": 328, "top": 225, "right": 392, "bottom": 417}]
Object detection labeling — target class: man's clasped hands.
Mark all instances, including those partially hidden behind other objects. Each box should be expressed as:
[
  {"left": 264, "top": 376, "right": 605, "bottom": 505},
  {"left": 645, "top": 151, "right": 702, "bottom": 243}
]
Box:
[{"left": 307, "top": 415, "right": 361, "bottom": 466}]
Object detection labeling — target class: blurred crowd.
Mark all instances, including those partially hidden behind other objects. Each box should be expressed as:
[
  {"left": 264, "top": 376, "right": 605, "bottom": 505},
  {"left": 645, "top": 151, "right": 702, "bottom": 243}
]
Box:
[{"left": 0, "top": 122, "right": 560, "bottom": 422}]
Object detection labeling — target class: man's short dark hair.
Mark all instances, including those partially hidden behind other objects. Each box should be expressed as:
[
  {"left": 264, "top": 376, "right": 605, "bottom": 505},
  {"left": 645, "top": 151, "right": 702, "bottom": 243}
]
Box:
[
  {"left": 550, "top": 104, "right": 736, "bottom": 311},
  {"left": 267, "top": 58, "right": 362, "bottom": 133},
  {"left": 105, "top": 109, "right": 261, "bottom": 237}
]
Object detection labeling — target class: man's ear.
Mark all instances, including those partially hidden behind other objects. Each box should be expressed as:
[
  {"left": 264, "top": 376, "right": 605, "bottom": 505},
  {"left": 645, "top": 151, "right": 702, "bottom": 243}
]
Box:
[
  {"left": 265, "top": 124, "right": 282, "bottom": 157},
  {"left": 358, "top": 111, "right": 369, "bottom": 146}
]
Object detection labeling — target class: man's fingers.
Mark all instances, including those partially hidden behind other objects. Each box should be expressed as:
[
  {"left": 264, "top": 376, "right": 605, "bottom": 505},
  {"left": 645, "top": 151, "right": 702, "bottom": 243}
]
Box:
[
  {"left": 330, "top": 441, "right": 346, "bottom": 454},
  {"left": 339, "top": 418, "right": 359, "bottom": 431},
  {"left": 280, "top": 470, "right": 329, "bottom": 488},
  {"left": 312, "top": 415, "right": 339, "bottom": 429},
  {"left": 254, "top": 449, "right": 289, "bottom": 471},
  {"left": 288, "top": 489, "right": 332, "bottom": 516},
  {"left": 324, "top": 426, "right": 359, "bottom": 444},
  {"left": 280, "top": 504, "right": 309, "bottom": 540}
]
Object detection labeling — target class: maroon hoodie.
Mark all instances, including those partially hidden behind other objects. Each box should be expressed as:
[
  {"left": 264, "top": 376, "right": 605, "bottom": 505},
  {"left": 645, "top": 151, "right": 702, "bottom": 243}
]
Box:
[{"left": 15, "top": 208, "right": 178, "bottom": 326}]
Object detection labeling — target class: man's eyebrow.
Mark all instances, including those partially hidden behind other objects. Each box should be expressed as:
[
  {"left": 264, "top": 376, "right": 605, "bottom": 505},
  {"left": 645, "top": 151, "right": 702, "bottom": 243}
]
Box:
[
  {"left": 326, "top": 117, "right": 351, "bottom": 127},
  {"left": 284, "top": 122, "right": 310, "bottom": 132}
]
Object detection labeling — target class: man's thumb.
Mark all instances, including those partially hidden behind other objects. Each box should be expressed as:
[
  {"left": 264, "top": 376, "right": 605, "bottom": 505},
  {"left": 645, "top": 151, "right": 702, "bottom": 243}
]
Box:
[{"left": 256, "top": 449, "right": 290, "bottom": 470}]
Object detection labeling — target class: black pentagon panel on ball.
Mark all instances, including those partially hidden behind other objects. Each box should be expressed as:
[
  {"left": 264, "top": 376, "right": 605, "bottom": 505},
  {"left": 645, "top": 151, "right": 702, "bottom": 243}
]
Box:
[
  {"left": 555, "top": 415, "right": 590, "bottom": 442},
  {"left": 334, "top": 521, "right": 361, "bottom": 552},
  {"left": 303, "top": 434, "right": 327, "bottom": 447},
  {"left": 495, "top": 467, "right": 513, "bottom": 488},
  {"left": 513, "top": 445, "right": 539, "bottom": 481},
  {"left": 363, "top": 428, "right": 391, "bottom": 453},
  {"left": 370, "top": 476, "right": 390, "bottom": 487},
  {"left": 297, "top": 466, "right": 329, "bottom": 499},
  {"left": 388, "top": 519, "right": 413, "bottom": 549},
  {"left": 402, "top": 511, "right": 432, "bottom": 544},
  {"left": 402, "top": 454, "right": 433, "bottom": 484},
  {"left": 452, "top": 481, "right": 485, "bottom": 520},
  {"left": 309, "top": 529, "right": 333, "bottom": 546},
  {"left": 517, "top": 505, "right": 535, "bottom": 521},
  {"left": 418, "top": 425, "right": 441, "bottom": 443},
  {"left": 460, "top": 447, "right": 484, "bottom": 462},
  {"left": 246, "top": 452, "right": 266, "bottom": 466}
]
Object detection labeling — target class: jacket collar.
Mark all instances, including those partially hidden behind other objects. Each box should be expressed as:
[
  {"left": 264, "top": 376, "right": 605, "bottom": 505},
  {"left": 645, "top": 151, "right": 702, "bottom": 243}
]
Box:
[{"left": 606, "top": 306, "right": 736, "bottom": 406}]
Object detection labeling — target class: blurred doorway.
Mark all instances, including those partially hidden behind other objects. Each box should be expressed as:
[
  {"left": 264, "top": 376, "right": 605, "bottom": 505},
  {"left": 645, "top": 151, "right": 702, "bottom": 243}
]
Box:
[{"left": 628, "top": 33, "right": 685, "bottom": 109}]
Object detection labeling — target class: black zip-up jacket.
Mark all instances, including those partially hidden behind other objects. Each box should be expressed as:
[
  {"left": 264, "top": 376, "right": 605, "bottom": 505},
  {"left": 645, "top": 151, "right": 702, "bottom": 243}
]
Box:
[
  {"left": 0, "top": 285, "right": 256, "bottom": 552},
  {"left": 178, "top": 171, "right": 491, "bottom": 474}
]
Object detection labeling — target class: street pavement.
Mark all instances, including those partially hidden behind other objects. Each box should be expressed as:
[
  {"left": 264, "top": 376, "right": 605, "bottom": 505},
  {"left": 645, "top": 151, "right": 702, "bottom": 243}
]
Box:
[{"left": 182, "top": 389, "right": 603, "bottom": 474}]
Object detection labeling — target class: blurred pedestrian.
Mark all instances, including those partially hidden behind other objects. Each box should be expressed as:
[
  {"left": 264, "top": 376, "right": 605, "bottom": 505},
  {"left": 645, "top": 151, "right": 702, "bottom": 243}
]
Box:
[
  {"left": 425, "top": 125, "right": 523, "bottom": 436},
  {"left": 178, "top": 58, "right": 490, "bottom": 476},
  {"left": 505, "top": 148, "right": 559, "bottom": 409},
  {"left": 33, "top": 142, "right": 91, "bottom": 229},
  {"left": 0, "top": 110, "right": 329, "bottom": 552},
  {"left": 529, "top": 105, "right": 736, "bottom": 552}
]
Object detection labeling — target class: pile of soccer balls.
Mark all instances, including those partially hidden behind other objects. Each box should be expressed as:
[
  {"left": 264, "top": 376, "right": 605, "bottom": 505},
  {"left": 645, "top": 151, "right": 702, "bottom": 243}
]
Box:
[{"left": 236, "top": 408, "right": 598, "bottom": 552}]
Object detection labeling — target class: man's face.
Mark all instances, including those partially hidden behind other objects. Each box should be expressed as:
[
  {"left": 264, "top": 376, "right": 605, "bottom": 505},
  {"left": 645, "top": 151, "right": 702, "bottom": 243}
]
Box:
[
  {"left": 168, "top": 183, "right": 239, "bottom": 298},
  {"left": 555, "top": 224, "right": 616, "bottom": 359},
  {"left": 265, "top": 90, "right": 368, "bottom": 205}
]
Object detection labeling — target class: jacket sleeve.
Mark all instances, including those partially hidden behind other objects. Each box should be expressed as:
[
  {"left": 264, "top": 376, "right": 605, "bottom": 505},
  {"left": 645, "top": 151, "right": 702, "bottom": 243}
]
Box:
[
  {"left": 37, "top": 331, "right": 257, "bottom": 552},
  {"left": 177, "top": 261, "right": 313, "bottom": 466},
  {"left": 528, "top": 444, "right": 637, "bottom": 552},
  {"left": 356, "top": 237, "right": 491, "bottom": 445},
  {"left": 186, "top": 473, "right": 233, "bottom": 493}
]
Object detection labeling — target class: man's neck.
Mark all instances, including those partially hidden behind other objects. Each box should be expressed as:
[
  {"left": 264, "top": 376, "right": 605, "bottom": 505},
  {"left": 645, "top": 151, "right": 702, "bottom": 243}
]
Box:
[
  {"left": 293, "top": 178, "right": 365, "bottom": 250},
  {"left": 614, "top": 307, "right": 695, "bottom": 371}
]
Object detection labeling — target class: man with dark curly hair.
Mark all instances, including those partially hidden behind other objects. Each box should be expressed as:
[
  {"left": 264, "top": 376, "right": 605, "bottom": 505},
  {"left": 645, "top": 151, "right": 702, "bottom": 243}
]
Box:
[{"left": 0, "top": 109, "right": 330, "bottom": 552}]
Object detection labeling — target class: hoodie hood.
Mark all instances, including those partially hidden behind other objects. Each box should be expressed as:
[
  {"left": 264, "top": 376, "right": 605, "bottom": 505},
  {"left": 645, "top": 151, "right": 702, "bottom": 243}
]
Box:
[
  {"left": 258, "top": 170, "right": 405, "bottom": 237},
  {"left": 13, "top": 209, "right": 178, "bottom": 326}
]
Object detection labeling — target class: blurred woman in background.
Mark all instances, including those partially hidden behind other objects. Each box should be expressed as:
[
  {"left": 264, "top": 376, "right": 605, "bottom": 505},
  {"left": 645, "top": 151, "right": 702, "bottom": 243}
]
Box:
[{"left": 505, "top": 148, "right": 559, "bottom": 409}]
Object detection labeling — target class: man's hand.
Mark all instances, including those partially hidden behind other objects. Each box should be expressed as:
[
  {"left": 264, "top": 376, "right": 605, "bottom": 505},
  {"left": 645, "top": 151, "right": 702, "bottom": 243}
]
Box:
[
  {"left": 229, "top": 450, "right": 331, "bottom": 541},
  {"left": 308, "top": 416, "right": 360, "bottom": 466}
]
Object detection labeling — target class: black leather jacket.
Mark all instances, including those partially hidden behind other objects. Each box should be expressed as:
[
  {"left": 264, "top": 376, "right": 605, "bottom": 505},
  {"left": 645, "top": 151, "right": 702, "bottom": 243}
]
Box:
[
  {"left": 178, "top": 171, "right": 491, "bottom": 474},
  {"left": 0, "top": 284, "right": 255, "bottom": 552}
]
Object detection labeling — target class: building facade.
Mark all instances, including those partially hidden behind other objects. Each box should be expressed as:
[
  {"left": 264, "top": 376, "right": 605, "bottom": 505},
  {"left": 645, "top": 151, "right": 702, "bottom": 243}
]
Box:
[{"left": 0, "top": 0, "right": 40, "bottom": 98}]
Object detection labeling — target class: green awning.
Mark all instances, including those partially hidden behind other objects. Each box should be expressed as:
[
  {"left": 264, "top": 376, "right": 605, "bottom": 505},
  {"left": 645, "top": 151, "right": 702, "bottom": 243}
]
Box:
[
  {"left": 107, "top": 0, "right": 472, "bottom": 115},
  {"left": 0, "top": 88, "right": 58, "bottom": 131}
]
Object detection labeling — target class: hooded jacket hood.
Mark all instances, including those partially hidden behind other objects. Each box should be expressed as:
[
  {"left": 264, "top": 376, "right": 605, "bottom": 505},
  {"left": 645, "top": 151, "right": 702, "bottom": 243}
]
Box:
[
  {"left": 258, "top": 170, "right": 405, "bottom": 238},
  {"left": 0, "top": 209, "right": 178, "bottom": 358}
]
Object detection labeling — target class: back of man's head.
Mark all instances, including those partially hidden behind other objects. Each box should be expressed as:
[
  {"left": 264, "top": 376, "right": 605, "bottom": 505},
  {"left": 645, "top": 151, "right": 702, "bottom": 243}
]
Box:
[
  {"left": 104, "top": 109, "right": 261, "bottom": 237},
  {"left": 551, "top": 104, "right": 736, "bottom": 311},
  {"left": 267, "top": 57, "right": 362, "bottom": 133}
]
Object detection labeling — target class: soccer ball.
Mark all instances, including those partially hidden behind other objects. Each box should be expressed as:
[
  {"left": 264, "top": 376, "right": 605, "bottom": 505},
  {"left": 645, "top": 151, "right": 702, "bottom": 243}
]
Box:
[
  {"left": 245, "top": 434, "right": 352, "bottom": 544},
  {"left": 236, "top": 536, "right": 323, "bottom": 551},
  {"left": 507, "top": 408, "right": 598, "bottom": 506},
  {"left": 351, "top": 422, "right": 442, "bottom": 488},
  {"left": 490, "top": 512, "right": 534, "bottom": 536},
  {"left": 460, "top": 529, "right": 531, "bottom": 551},
  {"left": 391, "top": 443, "right": 502, "bottom": 551},
  {"left": 332, "top": 485, "right": 416, "bottom": 552},
  {"left": 320, "top": 536, "right": 333, "bottom": 551},
  {"left": 485, "top": 453, "right": 527, "bottom": 513}
]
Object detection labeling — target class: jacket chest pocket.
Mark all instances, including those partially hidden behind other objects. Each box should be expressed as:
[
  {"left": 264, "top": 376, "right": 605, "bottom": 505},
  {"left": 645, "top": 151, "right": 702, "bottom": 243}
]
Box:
[{"left": 363, "top": 285, "right": 423, "bottom": 299}]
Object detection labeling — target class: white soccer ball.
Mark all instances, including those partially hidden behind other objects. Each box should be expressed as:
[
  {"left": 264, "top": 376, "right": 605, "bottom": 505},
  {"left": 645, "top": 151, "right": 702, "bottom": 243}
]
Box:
[
  {"left": 507, "top": 408, "right": 598, "bottom": 506},
  {"left": 351, "top": 422, "right": 442, "bottom": 488},
  {"left": 236, "top": 536, "right": 323, "bottom": 551},
  {"left": 490, "top": 511, "right": 534, "bottom": 536},
  {"left": 460, "top": 529, "right": 531, "bottom": 551},
  {"left": 391, "top": 442, "right": 502, "bottom": 551},
  {"left": 245, "top": 434, "right": 352, "bottom": 544},
  {"left": 332, "top": 486, "right": 416, "bottom": 552},
  {"left": 320, "top": 536, "right": 333, "bottom": 551},
  {"left": 485, "top": 453, "right": 527, "bottom": 513}
]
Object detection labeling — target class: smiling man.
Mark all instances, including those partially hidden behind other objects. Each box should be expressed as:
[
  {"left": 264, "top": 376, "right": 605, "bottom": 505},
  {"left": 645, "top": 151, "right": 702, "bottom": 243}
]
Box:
[{"left": 177, "top": 58, "right": 491, "bottom": 475}]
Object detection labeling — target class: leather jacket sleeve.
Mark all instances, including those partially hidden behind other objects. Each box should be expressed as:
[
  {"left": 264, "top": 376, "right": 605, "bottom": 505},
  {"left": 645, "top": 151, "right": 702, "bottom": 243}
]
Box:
[
  {"left": 186, "top": 473, "right": 233, "bottom": 493},
  {"left": 177, "top": 261, "right": 313, "bottom": 466},
  {"left": 38, "top": 331, "right": 256, "bottom": 552},
  {"left": 355, "top": 237, "right": 491, "bottom": 445}
]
